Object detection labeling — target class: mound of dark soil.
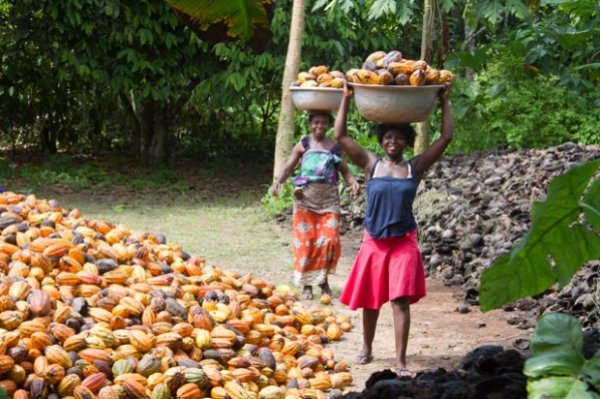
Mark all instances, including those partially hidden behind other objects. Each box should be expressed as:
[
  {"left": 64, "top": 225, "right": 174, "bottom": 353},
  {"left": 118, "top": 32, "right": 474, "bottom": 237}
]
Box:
[{"left": 338, "top": 345, "right": 527, "bottom": 399}]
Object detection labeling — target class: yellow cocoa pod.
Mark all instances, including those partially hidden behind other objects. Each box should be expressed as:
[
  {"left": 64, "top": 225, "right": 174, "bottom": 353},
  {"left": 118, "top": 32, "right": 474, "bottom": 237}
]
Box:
[
  {"left": 331, "top": 372, "right": 353, "bottom": 389},
  {"left": 425, "top": 68, "right": 440, "bottom": 84},
  {"left": 308, "top": 65, "right": 328, "bottom": 76},
  {"left": 45, "top": 345, "right": 73, "bottom": 368},
  {"left": 365, "top": 51, "right": 386, "bottom": 63},
  {"left": 326, "top": 323, "right": 342, "bottom": 341},
  {"left": 224, "top": 380, "right": 249, "bottom": 399},
  {"left": 409, "top": 70, "right": 427, "bottom": 86},
  {"left": 151, "top": 383, "right": 171, "bottom": 399},
  {"left": 438, "top": 69, "right": 455, "bottom": 83},
  {"left": 387, "top": 61, "right": 415, "bottom": 76},
  {"left": 211, "top": 386, "right": 229, "bottom": 399},
  {"left": 413, "top": 60, "right": 428, "bottom": 71},
  {"left": 356, "top": 69, "right": 380, "bottom": 85},
  {"left": 316, "top": 73, "right": 332, "bottom": 85},
  {"left": 345, "top": 68, "right": 360, "bottom": 82},
  {"left": 297, "top": 72, "right": 316, "bottom": 83},
  {"left": 259, "top": 386, "right": 285, "bottom": 399},
  {"left": 329, "top": 78, "right": 345, "bottom": 88},
  {"left": 300, "top": 80, "right": 318, "bottom": 88}
]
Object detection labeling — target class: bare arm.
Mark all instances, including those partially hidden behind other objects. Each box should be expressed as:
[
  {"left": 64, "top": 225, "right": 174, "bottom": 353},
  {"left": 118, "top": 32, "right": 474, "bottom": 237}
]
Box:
[
  {"left": 334, "top": 84, "right": 377, "bottom": 173},
  {"left": 338, "top": 159, "right": 361, "bottom": 195},
  {"left": 272, "top": 141, "right": 304, "bottom": 196},
  {"left": 412, "top": 84, "right": 453, "bottom": 180}
]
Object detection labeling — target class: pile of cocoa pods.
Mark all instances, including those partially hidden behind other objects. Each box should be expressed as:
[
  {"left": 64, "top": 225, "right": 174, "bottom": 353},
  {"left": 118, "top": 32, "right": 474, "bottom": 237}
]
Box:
[{"left": 0, "top": 192, "right": 355, "bottom": 399}]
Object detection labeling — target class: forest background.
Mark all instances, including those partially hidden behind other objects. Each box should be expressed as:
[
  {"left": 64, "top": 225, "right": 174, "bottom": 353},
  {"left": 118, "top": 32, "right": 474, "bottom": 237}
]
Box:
[
  {"left": 0, "top": 0, "right": 598, "bottom": 178},
  {"left": 0, "top": 2, "right": 599, "bottom": 395}
]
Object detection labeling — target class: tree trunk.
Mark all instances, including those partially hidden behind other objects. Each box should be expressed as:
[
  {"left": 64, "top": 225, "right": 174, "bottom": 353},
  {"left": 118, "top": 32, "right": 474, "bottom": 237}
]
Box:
[
  {"left": 272, "top": 0, "right": 306, "bottom": 181},
  {"left": 40, "top": 122, "right": 57, "bottom": 154},
  {"left": 139, "top": 100, "right": 155, "bottom": 166},
  {"left": 149, "top": 110, "right": 169, "bottom": 166},
  {"left": 463, "top": 15, "right": 475, "bottom": 82},
  {"left": 414, "top": 0, "right": 436, "bottom": 156}
]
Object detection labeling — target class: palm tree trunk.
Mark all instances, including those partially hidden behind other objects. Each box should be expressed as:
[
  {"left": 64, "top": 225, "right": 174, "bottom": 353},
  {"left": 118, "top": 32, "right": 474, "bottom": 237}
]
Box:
[
  {"left": 414, "top": 0, "right": 435, "bottom": 155},
  {"left": 272, "top": 0, "right": 306, "bottom": 180}
]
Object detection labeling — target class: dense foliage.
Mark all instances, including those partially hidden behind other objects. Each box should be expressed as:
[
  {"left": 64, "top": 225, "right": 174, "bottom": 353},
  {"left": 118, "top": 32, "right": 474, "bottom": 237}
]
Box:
[
  {"left": 449, "top": 52, "right": 600, "bottom": 152},
  {"left": 0, "top": 0, "right": 598, "bottom": 165}
]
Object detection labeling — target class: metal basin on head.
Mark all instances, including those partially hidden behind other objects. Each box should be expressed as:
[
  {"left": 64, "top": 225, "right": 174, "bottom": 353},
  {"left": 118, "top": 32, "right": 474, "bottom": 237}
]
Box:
[
  {"left": 350, "top": 83, "right": 444, "bottom": 124},
  {"left": 290, "top": 87, "right": 344, "bottom": 111}
]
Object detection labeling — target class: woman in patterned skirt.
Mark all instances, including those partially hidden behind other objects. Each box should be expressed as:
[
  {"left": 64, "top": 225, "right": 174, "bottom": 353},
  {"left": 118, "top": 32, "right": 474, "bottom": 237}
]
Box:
[
  {"left": 335, "top": 82, "right": 453, "bottom": 376},
  {"left": 273, "top": 111, "right": 360, "bottom": 300}
]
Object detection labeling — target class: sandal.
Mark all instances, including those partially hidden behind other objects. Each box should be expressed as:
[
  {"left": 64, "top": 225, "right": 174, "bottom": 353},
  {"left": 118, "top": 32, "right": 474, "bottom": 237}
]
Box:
[
  {"left": 394, "top": 367, "right": 412, "bottom": 378},
  {"left": 302, "top": 287, "right": 313, "bottom": 300},
  {"left": 354, "top": 353, "right": 373, "bottom": 365}
]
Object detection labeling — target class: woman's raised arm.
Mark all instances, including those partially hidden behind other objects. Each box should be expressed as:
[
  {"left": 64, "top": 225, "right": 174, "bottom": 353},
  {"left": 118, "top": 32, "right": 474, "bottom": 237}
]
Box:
[
  {"left": 334, "top": 84, "right": 374, "bottom": 171},
  {"left": 412, "top": 84, "right": 453, "bottom": 179}
]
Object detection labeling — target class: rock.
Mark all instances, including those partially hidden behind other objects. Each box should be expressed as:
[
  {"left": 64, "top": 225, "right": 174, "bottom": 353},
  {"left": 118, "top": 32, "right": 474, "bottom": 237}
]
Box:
[{"left": 456, "top": 304, "right": 470, "bottom": 314}]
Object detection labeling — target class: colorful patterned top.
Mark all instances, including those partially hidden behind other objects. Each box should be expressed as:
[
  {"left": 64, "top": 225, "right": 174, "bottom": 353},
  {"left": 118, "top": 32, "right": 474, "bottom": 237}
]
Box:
[{"left": 293, "top": 136, "right": 342, "bottom": 187}]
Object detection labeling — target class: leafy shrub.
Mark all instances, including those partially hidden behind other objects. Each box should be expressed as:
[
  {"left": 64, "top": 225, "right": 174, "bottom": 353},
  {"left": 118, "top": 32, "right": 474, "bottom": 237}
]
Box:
[
  {"left": 449, "top": 52, "right": 600, "bottom": 153},
  {"left": 261, "top": 182, "right": 293, "bottom": 217}
]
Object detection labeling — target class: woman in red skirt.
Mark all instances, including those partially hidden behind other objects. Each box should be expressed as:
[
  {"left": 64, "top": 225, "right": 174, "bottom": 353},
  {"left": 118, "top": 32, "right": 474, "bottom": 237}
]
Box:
[{"left": 335, "top": 82, "right": 453, "bottom": 376}]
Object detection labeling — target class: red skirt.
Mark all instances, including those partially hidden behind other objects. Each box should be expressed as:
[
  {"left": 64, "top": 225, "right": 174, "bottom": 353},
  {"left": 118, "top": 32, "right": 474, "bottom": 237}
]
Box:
[{"left": 340, "top": 229, "right": 426, "bottom": 310}]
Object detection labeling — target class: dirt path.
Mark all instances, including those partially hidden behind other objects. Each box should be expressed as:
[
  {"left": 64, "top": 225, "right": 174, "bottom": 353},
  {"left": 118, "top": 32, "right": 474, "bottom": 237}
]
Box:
[
  {"left": 284, "top": 226, "right": 531, "bottom": 391},
  {"left": 43, "top": 187, "right": 532, "bottom": 393}
]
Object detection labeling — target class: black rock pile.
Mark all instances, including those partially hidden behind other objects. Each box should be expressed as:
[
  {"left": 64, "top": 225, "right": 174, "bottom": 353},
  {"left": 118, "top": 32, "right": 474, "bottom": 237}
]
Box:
[{"left": 336, "top": 345, "right": 527, "bottom": 399}]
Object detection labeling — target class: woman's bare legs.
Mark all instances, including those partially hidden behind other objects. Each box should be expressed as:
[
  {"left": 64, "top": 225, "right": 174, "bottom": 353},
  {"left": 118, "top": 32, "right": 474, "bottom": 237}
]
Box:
[
  {"left": 319, "top": 279, "right": 333, "bottom": 296},
  {"left": 356, "top": 308, "right": 379, "bottom": 364},
  {"left": 302, "top": 285, "right": 313, "bottom": 300},
  {"left": 391, "top": 297, "right": 411, "bottom": 370}
]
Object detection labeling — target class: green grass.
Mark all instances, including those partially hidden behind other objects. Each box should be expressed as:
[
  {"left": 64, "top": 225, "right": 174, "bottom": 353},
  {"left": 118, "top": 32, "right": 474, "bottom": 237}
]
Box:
[
  {"left": 5, "top": 155, "right": 296, "bottom": 286},
  {"left": 45, "top": 191, "right": 295, "bottom": 285}
]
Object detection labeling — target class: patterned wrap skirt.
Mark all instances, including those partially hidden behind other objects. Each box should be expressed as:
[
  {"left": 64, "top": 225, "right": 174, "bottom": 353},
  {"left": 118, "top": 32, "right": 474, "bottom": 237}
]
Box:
[
  {"left": 340, "top": 229, "right": 426, "bottom": 310},
  {"left": 292, "top": 183, "right": 341, "bottom": 286}
]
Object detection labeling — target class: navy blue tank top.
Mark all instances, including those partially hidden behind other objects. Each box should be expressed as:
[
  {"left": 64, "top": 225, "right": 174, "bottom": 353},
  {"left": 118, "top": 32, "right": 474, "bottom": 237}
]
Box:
[{"left": 364, "top": 159, "right": 418, "bottom": 239}]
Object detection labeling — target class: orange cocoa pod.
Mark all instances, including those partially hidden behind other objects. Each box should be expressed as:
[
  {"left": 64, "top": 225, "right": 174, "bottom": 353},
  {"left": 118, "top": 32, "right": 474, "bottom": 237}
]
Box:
[
  {"left": 176, "top": 383, "right": 201, "bottom": 399},
  {"left": 122, "top": 379, "right": 147, "bottom": 399},
  {"left": 82, "top": 372, "right": 108, "bottom": 393}
]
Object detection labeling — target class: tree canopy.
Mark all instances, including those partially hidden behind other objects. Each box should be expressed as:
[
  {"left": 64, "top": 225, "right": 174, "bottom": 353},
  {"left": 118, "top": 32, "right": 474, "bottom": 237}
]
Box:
[{"left": 0, "top": 0, "right": 598, "bottom": 165}]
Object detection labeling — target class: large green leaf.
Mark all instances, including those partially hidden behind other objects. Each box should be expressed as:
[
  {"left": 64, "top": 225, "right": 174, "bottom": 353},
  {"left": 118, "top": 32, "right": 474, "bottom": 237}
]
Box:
[
  {"left": 166, "top": 0, "right": 273, "bottom": 51},
  {"left": 583, "top": 172, "right": 600, "bottom": 229},
  {"left": 525, "top": 313, "right": 600, "bottom": 398},
  {"left": 529, "top": 312, "right": 583, "bottom": 355},
  {"left": 528, "top": 377, "right": 599, "bottom": 399},
  {"left": 480, "top": 159, "right": 600, "bottom": 311}
]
